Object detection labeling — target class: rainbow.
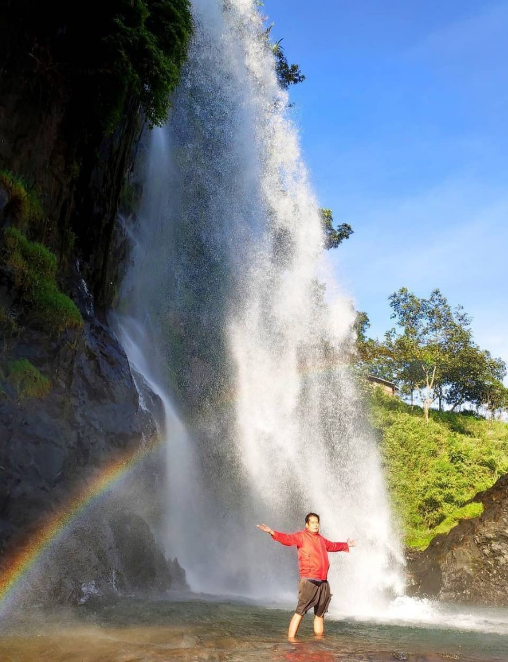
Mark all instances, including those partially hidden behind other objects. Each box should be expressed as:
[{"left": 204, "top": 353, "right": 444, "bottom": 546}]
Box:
[
  {"left": 0, "top": 434, "right": 163, "bottom": 610},
  {"left": 0, "top": 357, "right": 352, "bottom": 611}
]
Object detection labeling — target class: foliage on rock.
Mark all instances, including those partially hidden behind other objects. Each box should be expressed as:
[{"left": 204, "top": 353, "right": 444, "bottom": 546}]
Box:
[
  {"left": 2, "top": 0, "right": 193, "bottom": 133},
  {"left": 3, "top": 228, "right": 83, "bottom": 333},
  {"left": 271, "top": 39, "right": 306, "bottom": 90},
  {"left": 262, "top": 22, "right": 305, "bottom": 92},
  {"left": 6, "top": 358, "right": 51, "bottom": 400},
  {"left": 102, "top": 0, "right": 193, "bottom": 129},
  {"left": 320, "top": 208, "right": 354, "bottom": 250},
  {"left": 0, "top": 170, "right": 44, "bottom": 232}
]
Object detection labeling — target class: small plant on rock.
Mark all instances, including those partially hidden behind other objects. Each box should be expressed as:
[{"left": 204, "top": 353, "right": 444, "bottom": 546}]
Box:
[
  {"left": 0, "top": 170, "right": 44, "bottom": 231},
  {"left": 7, "top": 358, "right": 51, "bottom": 400},
  {"left": 3, "top": 228, "right": 83, "bottom": 332}
]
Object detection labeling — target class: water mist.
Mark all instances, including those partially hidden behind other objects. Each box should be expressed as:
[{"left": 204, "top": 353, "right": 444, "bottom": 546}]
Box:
[{"left": 119, "top": 0, "right": 405, "bottom": 613}]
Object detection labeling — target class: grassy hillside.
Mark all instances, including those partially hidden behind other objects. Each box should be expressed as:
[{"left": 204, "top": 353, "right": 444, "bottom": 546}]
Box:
[{"left": 369, "top": 388, "right": 508, "bottom": 549}]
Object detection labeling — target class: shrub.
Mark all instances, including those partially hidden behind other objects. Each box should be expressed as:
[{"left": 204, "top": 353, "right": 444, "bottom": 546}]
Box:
[
  {"left": 0, "top": 170, "right": 44, "bottom": 230},
  {"left": 68, "top": 0, "right": 194, "bottom": 133},
  {"left": 3, "top": 228, "right": 83, "bottom": 332},
  {"left": 5, "top": 227, "right": 57, "bottom": 283},
  {"left": 8, "top": 359, "right": 51, "bottom": 399},
  {"left": 32, "top": 281, "right": 83, "bottom": 332}
]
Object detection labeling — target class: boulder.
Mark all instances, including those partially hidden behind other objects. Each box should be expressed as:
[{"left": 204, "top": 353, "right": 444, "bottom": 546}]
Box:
[{"left": 407, "top": 474, "right": 508, "bottom": 605}]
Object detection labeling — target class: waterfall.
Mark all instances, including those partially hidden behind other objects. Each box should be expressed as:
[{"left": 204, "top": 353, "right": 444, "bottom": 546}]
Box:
[{"left": 119, "top": 0, "right": 405, "bottom": 613}]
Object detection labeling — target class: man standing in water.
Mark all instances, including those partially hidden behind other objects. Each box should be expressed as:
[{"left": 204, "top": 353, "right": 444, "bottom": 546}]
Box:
[{"left": 257, "top": 513, "right": 355, "bottom": 639}]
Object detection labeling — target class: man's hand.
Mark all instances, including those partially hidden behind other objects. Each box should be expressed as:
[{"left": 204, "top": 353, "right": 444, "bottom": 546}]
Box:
[
  {"left": 257, "top": 523, "right": 274, "bottom": 536},
  {"left": 347, "top": 538, "right": 357, "bottom": 547}
]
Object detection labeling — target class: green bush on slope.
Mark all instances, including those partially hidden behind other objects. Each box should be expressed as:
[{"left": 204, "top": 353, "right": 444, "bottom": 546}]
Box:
[
  {"left": 370, "top": 388, "right": 508, "bottom": 549},
  {"left": 3, "top": 228, "right": 83, "bottom": 333}
]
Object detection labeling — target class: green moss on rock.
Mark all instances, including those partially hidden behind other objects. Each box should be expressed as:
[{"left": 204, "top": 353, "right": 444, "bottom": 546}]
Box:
[
  {"left": 3, "top": 228, "right": 83, "bottom": 333},
  {"left": 7, "top": 358, "right": 51, "bottom": 400},
  {"left": 0, "top": 170, "right": 44, "bottom": 230}
]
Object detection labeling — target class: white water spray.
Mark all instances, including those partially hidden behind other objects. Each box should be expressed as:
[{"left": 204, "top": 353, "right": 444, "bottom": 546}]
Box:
[
  {"left": 115, "top": 318, "right": 212, "bottom": 590},
  {"left": 221, "top": 0, "right": 404, "bottom": 614},
  {"left": 119, "top": 0, "right": 405, "bottom": 612}
]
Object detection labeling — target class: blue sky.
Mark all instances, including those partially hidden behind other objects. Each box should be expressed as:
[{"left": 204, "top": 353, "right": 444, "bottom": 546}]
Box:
[{"left": 265, "top": 1, "right": 508, "bottom": 374}]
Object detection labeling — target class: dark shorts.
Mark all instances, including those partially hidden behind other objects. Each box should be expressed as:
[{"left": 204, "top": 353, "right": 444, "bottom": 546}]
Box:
[{"left": 295, "top": 579, "right": 332, "bottom": 617}]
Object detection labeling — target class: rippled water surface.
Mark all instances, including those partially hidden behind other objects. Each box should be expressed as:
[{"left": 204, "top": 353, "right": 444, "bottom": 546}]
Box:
[{"left": 1, "top": 596, "right": 507, "bottom": 662}]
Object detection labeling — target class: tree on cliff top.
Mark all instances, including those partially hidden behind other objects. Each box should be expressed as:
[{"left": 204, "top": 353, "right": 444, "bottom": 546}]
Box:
[
  {"left": 384, "top": 288, "right": 473, "bottom": 420},
  {"left": 364, "top": 288, "right": 507, "bottom": 421}
]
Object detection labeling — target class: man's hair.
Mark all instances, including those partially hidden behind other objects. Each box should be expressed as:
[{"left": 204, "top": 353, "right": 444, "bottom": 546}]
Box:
[{"left": 305, "top": 512, "right": 320, "bottom": 524}]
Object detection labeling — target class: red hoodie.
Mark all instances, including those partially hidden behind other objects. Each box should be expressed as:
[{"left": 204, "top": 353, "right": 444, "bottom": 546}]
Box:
[{"left": 272, "top": 529, "right": 349, "bottom": 581}]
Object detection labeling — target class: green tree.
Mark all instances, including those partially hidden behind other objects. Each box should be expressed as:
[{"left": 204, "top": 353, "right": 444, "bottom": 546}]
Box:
[
  {"left": 480, "top": 378, "right": 508, "bottom": 419},
  {"left": 354, "top": 311, "right": 390, "bottom": 373},
  {"left": 383, "top": 288, "right": 473, "bottom": 422},
  {"left": 320, "top": 209, "right": 353, "bottom": 250},
  {"left": 358, "top": 289, "right": 507, "bottom": 419},
  {"left": 445, "top": 347, "right": 506, "bottom": 412},
  {"left": 272, "top": 39, "right": 306, "bottom": 89}
]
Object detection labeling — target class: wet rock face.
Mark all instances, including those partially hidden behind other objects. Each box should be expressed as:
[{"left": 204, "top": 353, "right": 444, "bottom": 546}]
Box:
[
  {"left": 0, "top": 312, "right": 185, "bottom": 602},
  {"left": 407, "top": 474, "right": 508, "bottom": 606},
  {"left": 0, "top": 6, "right": 180, "bottom": 604},
  {"left": 26, "top": 507, "right": 188, "bottom": 606},
  {"left": 0, "top": 310, "right": 166, "bottom": 570}
]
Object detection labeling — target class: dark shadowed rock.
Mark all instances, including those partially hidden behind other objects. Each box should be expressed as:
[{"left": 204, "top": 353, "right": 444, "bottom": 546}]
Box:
[
  {"left": 406, "top": 473, "right": 508, "bottom": 605},
  {"left": 0, "top": 4, "right": 187, "bottom": 606},
  {"left": 0, "top": 294, "right": 189, "bottom": 605},
  {"left": 0, "top": 319, "right": 155, "bottom": 537},
  {"left": 23, "top": 505, "right": 187, "bottom": 606}
]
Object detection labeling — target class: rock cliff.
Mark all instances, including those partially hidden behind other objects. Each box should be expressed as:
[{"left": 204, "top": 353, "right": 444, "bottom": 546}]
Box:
[
  {"left": 0, "top": 1, "right": 192, "bottom": 602},
  {"left": 406, "top": 473, "right": 508, "bottom": 606}
]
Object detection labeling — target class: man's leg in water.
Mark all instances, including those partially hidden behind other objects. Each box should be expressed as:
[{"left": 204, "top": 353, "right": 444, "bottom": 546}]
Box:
[
  {"left": 313, "top": 615, "right": 324, "bottom": 636},
  {"left": 288, "top": 613, "right": 303, "bottom": 639}
]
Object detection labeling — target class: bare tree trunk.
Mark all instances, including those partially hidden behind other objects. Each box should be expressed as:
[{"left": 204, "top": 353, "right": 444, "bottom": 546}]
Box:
[
  {"left": 417, "top": 387, "right": 429, "bottom": 423},
  {"left": 424, "top": 366, "right": 437, "bottom": 424}
]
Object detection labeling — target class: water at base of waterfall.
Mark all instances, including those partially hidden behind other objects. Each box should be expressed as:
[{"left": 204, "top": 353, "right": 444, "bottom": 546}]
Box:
[{"left": 0, "top": 596, "right": 507, "bottom": 661}]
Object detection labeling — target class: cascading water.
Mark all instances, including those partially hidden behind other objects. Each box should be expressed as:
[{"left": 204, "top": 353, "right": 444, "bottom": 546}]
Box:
[
  {"left": 114, "top": 317, "right": 215, "bottom": 591},
  {"left": 119, "top": 0, "right": 405, "bottom": 612}
]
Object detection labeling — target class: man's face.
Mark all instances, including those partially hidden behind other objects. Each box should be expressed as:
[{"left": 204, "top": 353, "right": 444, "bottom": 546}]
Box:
[{"left": 305, "top": 516, "right": 320, "bottom": 533}]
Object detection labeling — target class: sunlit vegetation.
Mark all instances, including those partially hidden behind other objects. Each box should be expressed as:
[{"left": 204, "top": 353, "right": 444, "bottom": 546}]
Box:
[
  {"left": 320, "top": 208, "right": 354, "bottom": 250},
  {"left": 357, "top": 288, "right": 508, "bottom": 421},
  {"left": 371, "top": 388, "right": 508, "bottom": 549}
]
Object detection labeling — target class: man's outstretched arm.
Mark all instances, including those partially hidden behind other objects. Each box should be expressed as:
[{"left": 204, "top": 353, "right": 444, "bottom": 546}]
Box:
[
  {"left": 256, "top": 524, "right": 302, "bottom": 547},
  {"left": 324, "top": 537, "right": 357, "bottom": 552}
]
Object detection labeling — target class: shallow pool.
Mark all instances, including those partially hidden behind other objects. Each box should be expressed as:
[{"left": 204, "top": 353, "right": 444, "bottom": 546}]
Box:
[{"left": 0, "top": 595, "right": 507, "bottom": 661}]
